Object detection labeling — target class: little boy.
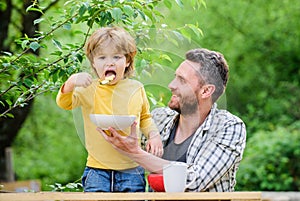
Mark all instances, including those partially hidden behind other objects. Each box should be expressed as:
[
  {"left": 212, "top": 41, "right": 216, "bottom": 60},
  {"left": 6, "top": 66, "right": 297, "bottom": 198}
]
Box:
[{"left": 56, "top": 26, "right": 163, "bottom": 192}]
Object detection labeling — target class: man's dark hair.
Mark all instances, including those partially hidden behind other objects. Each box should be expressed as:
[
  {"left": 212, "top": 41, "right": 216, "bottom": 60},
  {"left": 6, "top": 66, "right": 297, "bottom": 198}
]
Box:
[{"left": 185, "top": 48, "right": 229, "bottom": 102}]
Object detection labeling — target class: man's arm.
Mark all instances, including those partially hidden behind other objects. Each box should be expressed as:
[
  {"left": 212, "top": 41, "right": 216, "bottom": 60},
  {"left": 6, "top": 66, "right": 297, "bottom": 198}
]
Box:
[
  {"left": 97, "top": 122, "right": 170, "bottom": 173},
  {"left": 186, "top": 121, "right": 246, "bottom": 191}
]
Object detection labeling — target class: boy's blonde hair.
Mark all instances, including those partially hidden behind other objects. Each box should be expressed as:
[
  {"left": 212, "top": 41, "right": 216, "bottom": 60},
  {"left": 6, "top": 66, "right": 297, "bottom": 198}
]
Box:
[{"left": 85, "top": 26, "right": 137, "bottom": 78}]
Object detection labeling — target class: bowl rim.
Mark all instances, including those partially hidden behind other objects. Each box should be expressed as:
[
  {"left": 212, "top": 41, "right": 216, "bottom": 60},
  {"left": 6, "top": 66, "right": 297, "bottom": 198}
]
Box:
[
  {"left": 90, "top": 114, "right": 136, "bottom": 118},
  {"left": 89, "top": 114, "right": 136, "bottom": 130}
]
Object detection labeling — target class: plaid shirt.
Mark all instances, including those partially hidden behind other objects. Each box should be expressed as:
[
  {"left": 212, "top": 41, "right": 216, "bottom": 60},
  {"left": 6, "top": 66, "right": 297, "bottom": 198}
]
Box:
[{"left": 151, "top": 104, "right": 246, "bottom": 192}]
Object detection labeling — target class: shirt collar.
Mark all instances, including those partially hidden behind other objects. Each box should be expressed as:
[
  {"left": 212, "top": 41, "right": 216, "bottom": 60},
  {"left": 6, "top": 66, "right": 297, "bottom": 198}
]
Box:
[
  {"left": 168, "top": 103, "right": 217, "bottom": 131},
  {"left": 200, "top": 103, "right": 217, "bottom": 131}
]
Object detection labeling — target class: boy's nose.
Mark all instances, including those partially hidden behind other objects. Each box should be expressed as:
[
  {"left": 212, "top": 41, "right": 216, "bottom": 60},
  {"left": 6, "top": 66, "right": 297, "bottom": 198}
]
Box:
[{"left": 106, "top": 59, "right": 115, "bottom": 66}]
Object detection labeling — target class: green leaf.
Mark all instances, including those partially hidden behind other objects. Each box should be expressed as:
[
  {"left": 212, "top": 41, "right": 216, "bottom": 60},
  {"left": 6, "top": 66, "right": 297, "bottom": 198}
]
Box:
[
  {"left": 148, "top": 96, "right": 157, "bottom": 105},
  {"left": 175, "top": 0, "right": 184, "bottom": 7},
  {"left": 50, "top": 51, "right": 63, "bottom": 56},
  {"left": 6, "top": 113, "right": 14, "bottom": 118},
  {"left": 21, "top": 40, "right": 29, "bottom": 49},
  {"left": 26, "top": 6, "right": 43, "bottom": 14},
  {"left": 75, "top": 53, "right": 83, "bottom": 63},
  {"left": 59, "top": 69, "right": 66, "bottom": 78},
  {"left": 24, "top": 78, "right": 33, "bottom": 87},
  {"left": 137, "top": 9, "right": 146, "bottom": 21},
  {"left": 179, "top": 28, "right": 191, "bottom": 43},
  {"left": 64, "top": 57, "right": 68, "bottom": 64},
  {"left": 66, "top": 183, "right": 75, "bottom": 189},
  {"left": 34, "top": 18, "right": 44, "bottom": 25},
  {"left": 63, "top": 23, "right": 71, "bottom": 30},
  {"left": 123, "top": 5, "right": 134, "bottom": 17},
  {"left": 168, "top": 37, "right": 179, "bottom": 47},
  {"left": 110, "top": 7, "right": 122, "bottom": 23},
  {"left": 79, "top": 4, "right": 87, "bottom": 16},
  {"left": 160, "top": 54, "right": 172, "bottom": 62},
  {"left": 0, "top": 2, "right": 7, "bottom": 11},
  {"left": 52, "top": 39, "right": 62, "bottom": 51},
  {"left": 186, "top": 24, "right": 203, "bottom": 37},
  {"left": 132, "top": 2, "right": 143, "bottom": 10},
  {"left": 6, "top": 99, "right": 12, "bottom": 106},
  {"left": 29, "top": 42, "right": 40, "bottom": 52},
  {"left": 141, "top": 69, "right": 152, "bottom": 78},
  {"left": 172, "top": 30, "right": 184, "bottom": 41},
  {"left": 2, "top": 51, "right": 12, "bottom": 56},
  {"left": 163, "top": 0, "right": 172, "bottom": 9},
  {"left": 143, "top": 9, "right": 155, "bottom": 22}
]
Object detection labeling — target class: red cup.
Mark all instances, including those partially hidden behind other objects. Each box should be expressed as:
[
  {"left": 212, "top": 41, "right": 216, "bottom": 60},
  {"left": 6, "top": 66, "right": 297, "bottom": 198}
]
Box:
[{"left": 147, "top": 173, "right": 165, "bottom": 192}]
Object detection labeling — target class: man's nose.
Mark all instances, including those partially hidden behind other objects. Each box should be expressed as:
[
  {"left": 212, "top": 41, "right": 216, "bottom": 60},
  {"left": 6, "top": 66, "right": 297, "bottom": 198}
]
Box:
[{"left": 168, "top": 79, "right": 175, "bottom": 90}]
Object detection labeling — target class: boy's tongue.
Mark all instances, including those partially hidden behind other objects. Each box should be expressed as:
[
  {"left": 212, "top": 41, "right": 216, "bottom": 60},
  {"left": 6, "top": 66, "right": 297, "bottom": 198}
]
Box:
[{"left": 105, "top": 71, "right": 116, "bottom": 78}]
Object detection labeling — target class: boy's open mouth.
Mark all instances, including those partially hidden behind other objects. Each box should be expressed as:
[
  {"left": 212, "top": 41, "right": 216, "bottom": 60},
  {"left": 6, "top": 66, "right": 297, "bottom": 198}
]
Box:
[
  {"left": 100, "top": 70, "right": 116, "bottom": 85},
  {"left": 105, "top": 70, "right": 116, "bottom": 78}
]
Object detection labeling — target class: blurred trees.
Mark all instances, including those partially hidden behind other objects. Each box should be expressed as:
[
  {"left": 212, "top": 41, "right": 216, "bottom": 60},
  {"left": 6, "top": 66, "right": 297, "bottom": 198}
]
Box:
[
  {"left": 185, "top": 0, "right": 300, "bottom": 133},
  {"left": 0, "top": 0, "right": 60, "bottom": 181},
  {"left": 236, "top": 122, "right": 300, "bottom": 191},
  {"left": 12, "top": 95, "right": 87, "bottom": 190}
]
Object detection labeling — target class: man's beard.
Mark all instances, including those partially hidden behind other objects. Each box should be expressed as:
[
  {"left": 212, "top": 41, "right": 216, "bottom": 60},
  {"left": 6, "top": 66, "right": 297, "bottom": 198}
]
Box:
[{"left": 168, "top": 94, "right": 198, "bottom": 115}]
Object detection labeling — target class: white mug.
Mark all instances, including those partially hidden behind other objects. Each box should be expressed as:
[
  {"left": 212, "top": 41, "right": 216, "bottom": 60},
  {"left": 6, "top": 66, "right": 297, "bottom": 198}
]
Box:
[{"left": 163, "top": 161, "right": 196, "bottom": 192}]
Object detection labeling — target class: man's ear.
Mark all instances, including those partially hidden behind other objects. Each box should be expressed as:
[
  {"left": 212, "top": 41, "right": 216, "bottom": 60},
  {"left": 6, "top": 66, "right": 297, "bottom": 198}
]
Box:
[{"left": 200, "top": 84, "right": 215, "bottom": 99}]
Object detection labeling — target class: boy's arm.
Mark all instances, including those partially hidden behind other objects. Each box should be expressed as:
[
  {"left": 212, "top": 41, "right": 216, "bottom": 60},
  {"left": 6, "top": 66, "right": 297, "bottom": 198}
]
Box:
[
  {"left": 62, "top": 73, "right": 93, "bottom": 93},
  {"left": 138, "top": 86, "right": 163, "bottom": 156},
  {"left": 146, "top": 131, "right": 163, "bottom": 157},
  {"left": 139, "top": 86, "right": 158, "bottom": 137},
  {"left": 56, "top": 72, "right": 93, "bottom": 110}
]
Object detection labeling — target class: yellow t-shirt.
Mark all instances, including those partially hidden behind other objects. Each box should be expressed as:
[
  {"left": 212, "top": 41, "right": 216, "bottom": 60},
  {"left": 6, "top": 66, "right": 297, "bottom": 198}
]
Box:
[{"left": 56, "top": 78, "right": 158, "bottom": 170}]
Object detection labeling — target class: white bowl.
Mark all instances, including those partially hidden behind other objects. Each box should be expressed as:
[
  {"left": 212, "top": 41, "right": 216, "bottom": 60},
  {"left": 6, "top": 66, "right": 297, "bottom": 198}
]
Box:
[{"left": 89, "top": 114, "right": 136, "bottom": 130}]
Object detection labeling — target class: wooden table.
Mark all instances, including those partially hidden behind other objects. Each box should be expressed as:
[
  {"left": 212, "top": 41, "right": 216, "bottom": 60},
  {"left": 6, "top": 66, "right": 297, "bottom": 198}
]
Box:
[{"left": 0, "top": 191, "right": 261, "bottom": 201}]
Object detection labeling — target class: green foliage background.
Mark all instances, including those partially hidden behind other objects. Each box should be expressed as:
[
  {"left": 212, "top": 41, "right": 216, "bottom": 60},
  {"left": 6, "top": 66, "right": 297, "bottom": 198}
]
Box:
[
  {"left": 13, "top": 95, "right": 86, "bottom": 190},
  {"left": 236, "top": 121, "right": 300, "bottom": 191},
  {"left": 11, "top": 0, "right": 300, "bottom": 191}
]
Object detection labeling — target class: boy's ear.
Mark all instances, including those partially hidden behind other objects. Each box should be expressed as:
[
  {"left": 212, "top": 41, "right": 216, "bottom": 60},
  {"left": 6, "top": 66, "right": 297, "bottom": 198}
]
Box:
[
  {"left": 91, "top": 63, "right": 97, "bottom": 74},
  {"left": 200, "top": 84, "right": 215, "bottom": 99}
]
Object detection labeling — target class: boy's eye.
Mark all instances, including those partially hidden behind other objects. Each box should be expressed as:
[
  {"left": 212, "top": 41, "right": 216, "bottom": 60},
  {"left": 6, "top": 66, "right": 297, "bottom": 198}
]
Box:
[
  {"left": 114, "top": 55, "right": 122, "bottom": 59},
  {"left": 98, "top": 56, "right": 105, "bottom": 59}
]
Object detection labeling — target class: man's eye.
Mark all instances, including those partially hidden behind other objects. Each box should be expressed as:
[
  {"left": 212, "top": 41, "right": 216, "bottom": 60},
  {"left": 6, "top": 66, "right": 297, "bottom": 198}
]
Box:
[{"left": 178, "top": 77, "right": 185, "bottom": 83}]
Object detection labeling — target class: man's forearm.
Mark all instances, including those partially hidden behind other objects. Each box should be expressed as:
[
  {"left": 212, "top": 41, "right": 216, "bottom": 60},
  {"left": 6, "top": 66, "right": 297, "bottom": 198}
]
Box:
[{"left": 124, "top": 147, "right": 170, "bottom": 174}]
